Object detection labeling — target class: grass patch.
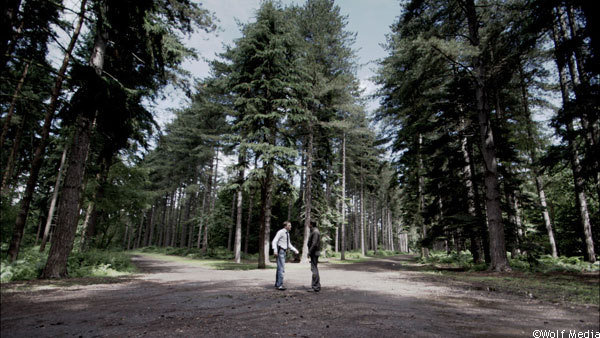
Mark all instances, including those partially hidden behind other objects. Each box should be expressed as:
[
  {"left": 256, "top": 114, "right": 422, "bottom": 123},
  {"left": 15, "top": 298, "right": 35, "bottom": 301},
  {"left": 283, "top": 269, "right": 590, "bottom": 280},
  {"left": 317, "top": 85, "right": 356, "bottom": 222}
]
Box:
[
  {"left": 324, "top": 250, "right": 404, "bottom": 264},
  {"left": 412, "top": 251, "right": 599, "bottom": 306},
  {"left": 442, "top": 271, "right": 599, "bottom": 306},
  {"left": 131, "top": 249, "right": 273, "bottom": 270}
]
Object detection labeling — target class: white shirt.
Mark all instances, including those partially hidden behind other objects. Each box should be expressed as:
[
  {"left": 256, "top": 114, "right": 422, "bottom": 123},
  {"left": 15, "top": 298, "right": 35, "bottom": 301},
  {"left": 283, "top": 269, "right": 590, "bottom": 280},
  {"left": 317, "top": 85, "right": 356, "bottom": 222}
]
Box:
[{"left": 272, "top": 228, "right": 298, "bottom": 254}]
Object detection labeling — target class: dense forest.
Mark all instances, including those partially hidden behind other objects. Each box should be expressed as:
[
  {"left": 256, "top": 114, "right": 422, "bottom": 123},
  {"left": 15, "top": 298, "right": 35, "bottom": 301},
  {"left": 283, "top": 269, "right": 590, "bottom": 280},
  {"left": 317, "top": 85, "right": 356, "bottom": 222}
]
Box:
[{"left": 1, "top": 0, "right": 597, "bottom": 279}]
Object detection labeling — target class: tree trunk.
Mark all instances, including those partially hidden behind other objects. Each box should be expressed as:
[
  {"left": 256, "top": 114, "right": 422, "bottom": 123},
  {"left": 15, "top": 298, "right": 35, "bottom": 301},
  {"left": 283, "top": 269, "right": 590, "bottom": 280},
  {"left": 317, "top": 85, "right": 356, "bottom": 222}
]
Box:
[
  {"left": 388, "top": 209, "right": 394, "bottom": 251},
  {"left": 560, "top": 8, "right": 600, "bottom": 202},
  {"left": 158, "top": 197, "right": 167, "bottom": 247},
  {"left": 81, "top": 159, "right": 112, "bottom": 251},
  {"left": 340, "top": 133, "right": 346, "bottom": 260},
  {"left": 202, "top": 154, "right": 218, "bottom": 252},
  {"left": 258, "top": 161, "right": 274, "bottom": 268},
  {"left": 460, "top": 123, "right": 484, "bottom": 263},
  {"left": 372, "top": 196, "right": 377, "bottom": 254},
  {"left": 417, "top": 133, "right": 428, "bottom": 258},
  {"left": 164, "top": 192, "right": 173, "bottom": 247},
  {"left": 464, "top": 0, "right": 510, "bottom": 271},
  {"left": 301, "top": 130, "right": 313, "bottom": 263},
  {"left": 244, "top": 157, "right": 256, "bottom": 254},
  {"left": 145, "top": 206, "right": 155, "bottom": 247},
  {"left": 234, "top": 152, "right": 245, "bottom": 263},
  {"left": 551, "top": 14, "right": 596, "bottom": 263},
  {"left": 197, "top": 165, "right": 210, "bottom": 249},
  {"left": 228, "top": 191, "right": 235, "bottom": 251},
  {"left": 360, "top": 173, "right": 365, "bottom": 256},
  {"left": 518, "top": 66, "right": 557, "bottom": 258},
  {"left": 6, "top": 0, "right": 87, "bottom": 262},
  {"left": 135, "top": 213, "right": 144, "bottom": 249},
  {"left": 39, "top": 148, "right": 67, "bottom": 252},
  {"left": 41, "top": 111, "right": 94, "bottom": 278}
]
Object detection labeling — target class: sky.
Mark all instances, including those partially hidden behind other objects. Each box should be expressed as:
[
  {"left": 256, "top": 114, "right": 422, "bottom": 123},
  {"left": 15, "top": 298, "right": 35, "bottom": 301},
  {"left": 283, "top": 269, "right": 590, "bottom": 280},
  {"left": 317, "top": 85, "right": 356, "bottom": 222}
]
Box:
[{"left": 152, "top": 0, "right": 402, "bottom": 126}]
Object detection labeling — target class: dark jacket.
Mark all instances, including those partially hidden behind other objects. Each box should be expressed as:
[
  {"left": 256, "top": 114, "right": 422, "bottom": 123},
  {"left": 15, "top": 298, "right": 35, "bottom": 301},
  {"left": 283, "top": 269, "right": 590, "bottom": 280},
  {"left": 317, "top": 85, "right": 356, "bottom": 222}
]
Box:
[{"left": 308, "top": 227, "right": 321, "bottom": 257}]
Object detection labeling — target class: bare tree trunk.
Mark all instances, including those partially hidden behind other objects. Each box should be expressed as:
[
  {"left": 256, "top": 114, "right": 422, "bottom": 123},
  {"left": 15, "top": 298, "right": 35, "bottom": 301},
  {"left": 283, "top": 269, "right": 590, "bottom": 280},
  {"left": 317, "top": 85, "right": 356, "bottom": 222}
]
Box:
[
  {"left": 39, "top": 148, "right": 67, "bottom": 252},
  {"left": 258, "top": 161, "right": 274, "bottom": 268},
  {"left": 180, "top": 189, "right": 192, "bottom": 248},
  {"left": 372, "top": 196, "right": 377, "bottom": 254},
  {"left": 340, "top": 133, "right": 346, "bottom": 260},
  {"left": 158, "top": 197, "right": 167, "bottom": 247},
  {"left": 234, "top": 153, "right": 245, "bottom": 263},
  {"left": 202, "top": 153, "right": 218, "bottom": 252},
  {"left": 560, "top": 8, "right": 599, "bottom": 201},
  {"left": 228, "top": 190, "right": 235, "bottom": 251},
  {"left": 164, "top": 191, "right": 173, "bottom": 247},
  {"left": 552, "top": 13, "right": 596, "bottom": 262},
  {"left": 197, "top": 165, "right": 210, "bottom": 249},
  {"left": 353, "top": 195, "right": 359, "bottom": 250},
  {"left": 244, "top": 188, "right": 253, "bottom": 254},
  {"left": 335, "top": 198, "right": 339, "bottom": 253},
  {"left": 81, "top": 159, "right": 112, "bottom": 251},
  {"left": 135, "top": 213, "right": 144, "bottom": 249},
  {"left": 418, "top": 134, "right": 428, "bottom": 258},
  {"left": 360, "top": 173, "right": 365, "bottom": 256},
  {"left": 465, "top": 0, "right": 509, "bottom": 271},
  {"left": 145, "top": 206, "right": 155, "bottom": 247},
  {"left": 460, "top": 125, "right": 484, "bottom": 262},
  {"left": 388, "top": 210, "right": 394, "bottom": 251},
  {"left": 172, "top": 188, "right": 183, "bottom": 247},
  {"left": 301, "top": 131, "right": 313, "bottom": 263},
  {"left": 244, "top": 157, "right": 256, "bottom": 254},
  {"left": 34, "top": 216, "right": 43, "bottom": 246},
  {"left": 41, "top": 110, "right": 94, "bottom": 278},
  {"left": 517, "top": 65, "right": 558, "bottom": 258},
  {"left": 7, "top": 0, "right": 87, "bottom": 262}
]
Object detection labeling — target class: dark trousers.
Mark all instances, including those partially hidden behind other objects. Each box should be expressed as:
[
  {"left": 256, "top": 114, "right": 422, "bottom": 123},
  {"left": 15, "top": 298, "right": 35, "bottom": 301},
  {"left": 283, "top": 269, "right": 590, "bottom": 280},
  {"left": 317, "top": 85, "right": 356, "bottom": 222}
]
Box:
[{"left": 310, "top": 254, "right": 320, "bottom": 291}]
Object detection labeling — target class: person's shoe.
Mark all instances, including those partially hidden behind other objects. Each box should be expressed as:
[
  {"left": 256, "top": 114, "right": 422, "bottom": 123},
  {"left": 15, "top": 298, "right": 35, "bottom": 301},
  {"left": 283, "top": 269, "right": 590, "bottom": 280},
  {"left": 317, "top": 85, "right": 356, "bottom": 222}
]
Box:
[
  {"left": 306, "top": 288, "right": 320, "bottom": 292},
  {"left": 277, "top": 286, "right": 286, "bottom": 291}
]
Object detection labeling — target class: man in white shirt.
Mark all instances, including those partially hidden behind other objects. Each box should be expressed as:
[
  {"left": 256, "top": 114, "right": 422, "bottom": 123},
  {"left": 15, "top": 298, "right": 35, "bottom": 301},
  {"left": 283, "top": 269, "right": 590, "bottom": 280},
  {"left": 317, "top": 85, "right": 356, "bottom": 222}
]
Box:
[{"left": 272, "top": 221, "right": 299, "bottom": 290}]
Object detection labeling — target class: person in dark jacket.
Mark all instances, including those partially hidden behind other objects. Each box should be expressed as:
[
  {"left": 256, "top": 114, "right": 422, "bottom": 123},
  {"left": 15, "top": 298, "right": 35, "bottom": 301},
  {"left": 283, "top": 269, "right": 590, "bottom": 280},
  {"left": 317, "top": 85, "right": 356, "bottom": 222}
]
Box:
[{"left": 307, "top": 221, "right": 321, "bottom": 292}]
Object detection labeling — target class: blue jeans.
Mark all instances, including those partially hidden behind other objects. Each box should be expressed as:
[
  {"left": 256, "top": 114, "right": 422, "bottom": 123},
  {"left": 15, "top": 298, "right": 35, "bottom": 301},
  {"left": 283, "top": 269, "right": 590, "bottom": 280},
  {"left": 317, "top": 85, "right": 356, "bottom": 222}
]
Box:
[{"left": 275, "top": 248, "right": 286, "bottom": 287}]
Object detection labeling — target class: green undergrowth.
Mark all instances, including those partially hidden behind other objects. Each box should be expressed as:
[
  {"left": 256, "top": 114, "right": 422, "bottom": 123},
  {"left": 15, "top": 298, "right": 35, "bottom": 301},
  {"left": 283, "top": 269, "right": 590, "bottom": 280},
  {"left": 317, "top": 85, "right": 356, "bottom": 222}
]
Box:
[
  {"left": 132, "top": 246, "right": 265, "bottom": 270},
  {"left": 416, "top": 250, "right": 600, "bottom": 306},
  {"left": 436, "top": 270, "right": 600, "bottom": 306},
  {"left": 420, "top": 250, "right": 600, "bottom": 273},
  {"left": 1, "top": 246, "right": 136, "bottom": 283},
  {"left": 325, "top": 249, "right": 403, "bottom": 264}
]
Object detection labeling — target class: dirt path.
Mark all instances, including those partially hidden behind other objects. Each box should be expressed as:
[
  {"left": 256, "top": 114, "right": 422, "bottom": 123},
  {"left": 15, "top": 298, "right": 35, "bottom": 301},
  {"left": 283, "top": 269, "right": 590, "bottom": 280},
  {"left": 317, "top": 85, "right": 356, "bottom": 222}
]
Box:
[{"left": 1, "top": 254, "right": 598, "bottom": 337}]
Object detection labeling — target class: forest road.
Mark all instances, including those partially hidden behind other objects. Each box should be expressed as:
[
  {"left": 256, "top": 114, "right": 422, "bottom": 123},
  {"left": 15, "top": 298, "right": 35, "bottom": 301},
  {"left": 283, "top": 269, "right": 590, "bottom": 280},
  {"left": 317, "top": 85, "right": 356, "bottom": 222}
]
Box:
[{"left": 1, "top": 254, "right": 598, "bottom": 337}]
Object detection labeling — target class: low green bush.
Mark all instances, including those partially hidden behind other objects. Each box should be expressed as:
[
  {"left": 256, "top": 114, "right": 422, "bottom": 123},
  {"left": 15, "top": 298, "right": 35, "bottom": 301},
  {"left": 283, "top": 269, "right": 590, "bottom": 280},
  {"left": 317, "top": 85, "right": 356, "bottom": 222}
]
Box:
[
  {"left": 67, "top": 249, "right": 136, "bottom": 277},
  {"left": 133, "top": 246, "right": 258, "bottom": 261},
  {"left": 419, "top": 250, "right": 599, "bottom": 273},
  {"left": 0, "top": 247, "right": 47, "bottom": 282},
  {"left": 421, "top": 250, "right": 474, "bottom": 270},
  {"left": 510, "top": 254, "right": 600, "bottom": 273},
  {"left": 1, "top": 247, "right": 136, "bottom": 282}
]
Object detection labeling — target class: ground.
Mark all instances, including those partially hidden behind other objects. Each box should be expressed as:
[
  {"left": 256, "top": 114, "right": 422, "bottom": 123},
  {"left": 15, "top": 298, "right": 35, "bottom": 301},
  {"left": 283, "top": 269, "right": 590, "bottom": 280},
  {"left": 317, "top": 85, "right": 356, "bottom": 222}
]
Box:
[{"left": 1, "top": 254, "right": 598, "bottom": 337}]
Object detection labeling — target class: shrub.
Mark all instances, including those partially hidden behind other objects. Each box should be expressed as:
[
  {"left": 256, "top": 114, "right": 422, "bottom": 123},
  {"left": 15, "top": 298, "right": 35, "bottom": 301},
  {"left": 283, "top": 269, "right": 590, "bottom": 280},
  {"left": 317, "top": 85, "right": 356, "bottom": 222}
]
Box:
[
  {"left": 67, "top": 249, "right": 135, "bottom": 277},
  {"left": 0, "top": 247, "right": 47, "bottom": 282}
]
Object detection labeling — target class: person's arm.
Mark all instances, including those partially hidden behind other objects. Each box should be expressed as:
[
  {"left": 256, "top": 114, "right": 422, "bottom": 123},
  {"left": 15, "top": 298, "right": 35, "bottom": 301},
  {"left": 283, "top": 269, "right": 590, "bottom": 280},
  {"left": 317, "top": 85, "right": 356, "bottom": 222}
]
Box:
[
  {"left": 288, "top": 240, "right": 299, "bottom": 254},
  {"left": 272, "top": 230, "right": 281, "bottom": 255}
]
